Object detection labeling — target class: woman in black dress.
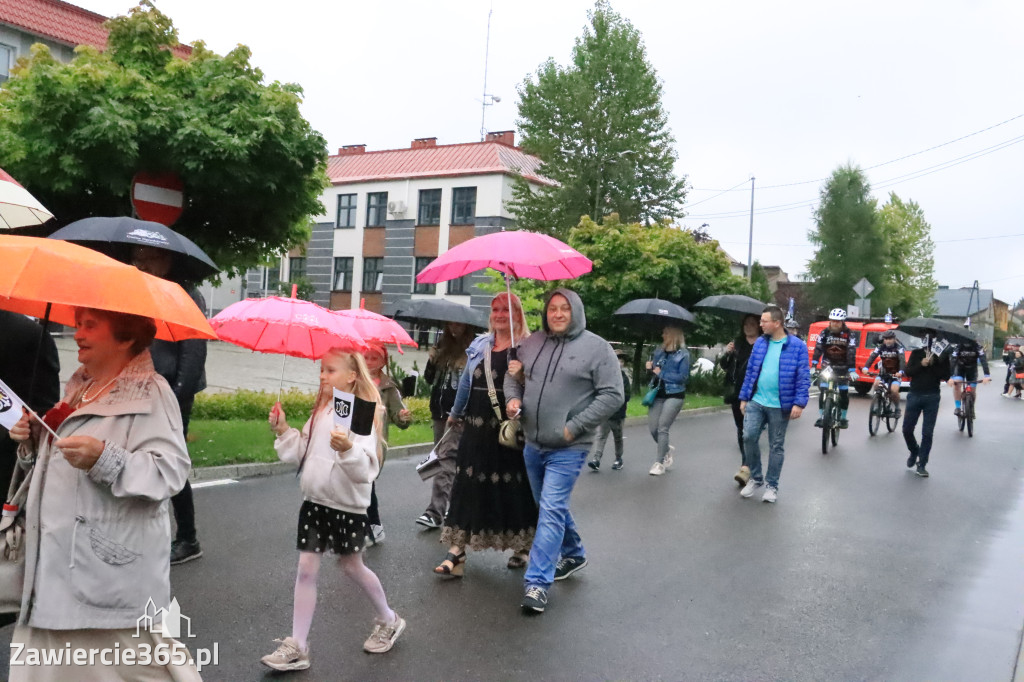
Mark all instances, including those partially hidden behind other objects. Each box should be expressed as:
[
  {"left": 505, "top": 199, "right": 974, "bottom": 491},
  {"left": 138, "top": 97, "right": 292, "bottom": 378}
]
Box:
[{"left": 435, "top": 292, "right": 537, "bottom": 577}]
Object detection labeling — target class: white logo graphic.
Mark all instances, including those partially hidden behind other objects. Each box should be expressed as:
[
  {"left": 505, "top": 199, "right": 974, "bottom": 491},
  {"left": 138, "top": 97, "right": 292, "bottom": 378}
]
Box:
[
  {"left": 136, "top": 597, "right": 194, "bottom": 639},
  {"left": 125, "top": 228, "right": 170, "bottom": 246},
  {"left": 0, "top": 388, "right": 12, "bottom": 414}
]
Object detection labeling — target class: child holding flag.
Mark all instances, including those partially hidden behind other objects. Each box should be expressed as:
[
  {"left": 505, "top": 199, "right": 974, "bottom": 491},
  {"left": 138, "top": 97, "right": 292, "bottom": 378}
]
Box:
[{"left": 260, "top": 348, "right": 406, "bottom": 672}]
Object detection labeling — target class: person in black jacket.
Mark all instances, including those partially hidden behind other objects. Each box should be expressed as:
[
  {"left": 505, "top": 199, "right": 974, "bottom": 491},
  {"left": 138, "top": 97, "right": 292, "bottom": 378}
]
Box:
[
  {"left": 719, "top": 314, "right": 759, "bottom": 486},
  {"left": 587, "top": 350, "right": 632, "bottom": 471},
  {"left": 132, "top": 245, "right": 208, "bottom": 565},
  {"left": 903, "top": 334, "right": 952, "bottom": 477}
]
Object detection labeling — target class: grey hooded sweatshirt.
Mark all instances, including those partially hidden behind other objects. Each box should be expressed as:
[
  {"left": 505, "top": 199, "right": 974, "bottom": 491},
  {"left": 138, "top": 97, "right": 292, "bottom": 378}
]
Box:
[{"left": 504, "top": 288, "right": 624, "bottom": 451}]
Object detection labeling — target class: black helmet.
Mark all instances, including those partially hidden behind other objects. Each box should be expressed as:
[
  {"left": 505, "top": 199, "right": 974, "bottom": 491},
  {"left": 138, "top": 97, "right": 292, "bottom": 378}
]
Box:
[{"left": 881, "top": 330, "right": 897, "bottom": 339}]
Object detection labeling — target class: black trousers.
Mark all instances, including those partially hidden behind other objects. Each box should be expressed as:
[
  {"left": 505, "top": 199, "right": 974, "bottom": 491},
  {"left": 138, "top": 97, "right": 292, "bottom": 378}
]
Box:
[
  {"left": 171, "top": 396, "right": 197, "bottom": 543},
  {"left": 730, "top": 401, "right": 745, "bottom": 462}
]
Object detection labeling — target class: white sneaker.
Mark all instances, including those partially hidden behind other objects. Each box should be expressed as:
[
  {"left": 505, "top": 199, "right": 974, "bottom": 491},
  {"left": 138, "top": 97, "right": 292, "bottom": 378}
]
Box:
[
  {"left": 649, "top": 462, "right": 666, "bottom": 476},
  {"left": 740, "top": 479, "right": 763, "bottom": 498},
  {"left": 664, "top": 445, "right": 675, "bottom": 469},
  {"left": 762, "top": 486, "right": 778, "bottom": 503}
]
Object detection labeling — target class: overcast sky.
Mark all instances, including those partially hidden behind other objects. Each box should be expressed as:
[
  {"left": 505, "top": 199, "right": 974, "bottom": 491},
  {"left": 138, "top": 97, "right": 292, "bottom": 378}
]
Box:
[{"left": 76, "top": 0, "right": 1024, "bottom": 306}]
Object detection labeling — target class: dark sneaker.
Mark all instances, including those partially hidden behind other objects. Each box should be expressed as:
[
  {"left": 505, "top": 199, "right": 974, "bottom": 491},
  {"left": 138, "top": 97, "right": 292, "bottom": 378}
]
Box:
[
  {"left": 554, "top": 556, "right": 588, "bottom": 581},
  {"left": 415, "top": 514, "right": 440, "bottom": 529},
  {"left": 170, "top": 540, "right": 203, "bottom": 566},
  {"left": 916, "top": 465, "right": 929, "bottom": 478},
  {"left": 611, "top": 458, "right": 623, "bottom": 470},
  {"left": 521, "top": 586, "right": 548, "bottom": 613},
  {"left": 906, "top": 454, "right": 917, "bottom": 469},
  {"left": 814, "top": 418, "right": 823, "bottom": 428},
  {"left": 894, "top": 409, "right": 902, "bottom": 418},
  {"left": 954, "top": 408, "right": 962, "bottom": 417},
  {"left": 587, "top": 460, "right": 600, "bottom": 471},
  {"left": 839, "top": 419, "right": 849, "bottom": 429}
]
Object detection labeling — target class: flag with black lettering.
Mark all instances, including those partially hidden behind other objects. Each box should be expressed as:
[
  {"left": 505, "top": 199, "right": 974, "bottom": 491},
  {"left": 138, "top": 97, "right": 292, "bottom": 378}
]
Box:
[
  {"left": 332, "top": 388, "right": 376, "bottom": 436},
  {"left": 0, "top": 378, "right": 27, "bottom": 431}
]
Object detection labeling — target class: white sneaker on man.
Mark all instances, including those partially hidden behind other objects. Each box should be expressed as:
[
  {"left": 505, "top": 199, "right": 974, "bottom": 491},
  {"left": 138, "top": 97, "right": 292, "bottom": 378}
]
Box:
[
  {"left": 762, "top": 485, "right": 778, "bottom": 503},
  {"left": 649, "top": 462, "right": 666, "bottom": 476},
  {"left": 740, "top": 478, "right": 763, "bottom": 498}
]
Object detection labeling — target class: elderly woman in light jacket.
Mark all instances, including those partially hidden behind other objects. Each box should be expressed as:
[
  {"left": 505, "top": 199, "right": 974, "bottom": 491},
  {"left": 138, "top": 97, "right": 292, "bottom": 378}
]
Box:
[{"left": 8, "top": 308, "right": 197, "bottom": 681}]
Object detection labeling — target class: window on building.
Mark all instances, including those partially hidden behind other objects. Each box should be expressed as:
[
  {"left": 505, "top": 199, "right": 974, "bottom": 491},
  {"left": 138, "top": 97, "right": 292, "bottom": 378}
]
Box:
[
  {"left": 414, "top": 257, "right": 436, "bottom": 294},
  {"left": 418, "top": 189, "right": 442, "bottom": 226},
  {"left": 289, "top": 257, "right": 307, "bottom": 282},
  {"left": 0, "top": 45, "right": 12, "bottom": 84},
  {"left": 265, "top": 263, "right": 281, "bottom": 294},
  {"left": 333, "top": 257, "right": 354, "bottom": 291},
  {"left": 451, "top": 187, "right": 477, "bottom": 225},
  {"left": 336, "top": 194, "right": 357, "bottom": 228},
  {"left": 363, "top": 257, "right": 384, "bottom": 292},
  {"left": 448, "top": 275, "right": 471, "bottom": 295},
  {"left": 366, "top": 192, "right": 388, "bottom": 227}
]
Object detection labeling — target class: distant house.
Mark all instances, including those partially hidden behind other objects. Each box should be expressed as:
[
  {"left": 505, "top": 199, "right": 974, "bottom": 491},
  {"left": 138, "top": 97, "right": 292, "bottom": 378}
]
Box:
[{"left": 932, "top": 286, "right": 1007, "bottom": 353}]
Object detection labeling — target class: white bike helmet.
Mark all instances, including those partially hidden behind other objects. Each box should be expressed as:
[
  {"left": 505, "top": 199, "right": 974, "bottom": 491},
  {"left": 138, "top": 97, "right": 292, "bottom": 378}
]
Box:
[{"left": 828, "top": 308, "right": 847, "bottom": 321}]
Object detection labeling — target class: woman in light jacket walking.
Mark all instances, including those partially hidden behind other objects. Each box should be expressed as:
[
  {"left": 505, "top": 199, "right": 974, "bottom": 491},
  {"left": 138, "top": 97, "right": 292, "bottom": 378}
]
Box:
[{"left": 647, "top": 325, "right": 690, "bottom": 476}]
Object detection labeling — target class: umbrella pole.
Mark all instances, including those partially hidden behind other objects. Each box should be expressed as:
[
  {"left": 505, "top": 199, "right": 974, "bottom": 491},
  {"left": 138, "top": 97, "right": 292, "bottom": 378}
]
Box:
[
  {"left": 28, "top": 302, "right": 52, "bottom": 406},
  {"left": 505, "top": 272, "right": 515, "bottom": 356},
  {"left": 277, "top": 354, "right": 288, "bottom": 404}
]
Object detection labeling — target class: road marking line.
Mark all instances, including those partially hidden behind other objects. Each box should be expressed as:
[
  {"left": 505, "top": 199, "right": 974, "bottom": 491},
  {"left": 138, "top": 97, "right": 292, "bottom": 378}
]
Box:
[{"left": 192, "top": 479, "right": 238, "bottom": 489}]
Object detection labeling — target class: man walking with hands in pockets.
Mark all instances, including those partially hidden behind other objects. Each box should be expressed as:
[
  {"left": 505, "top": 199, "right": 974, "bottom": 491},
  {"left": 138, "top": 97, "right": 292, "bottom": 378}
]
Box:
[
  {"left": 505, "top": 289, "right": 623, "bottom": 614},
  {"left": 738, "top": 305, "right": 811, "bottom": 503}
]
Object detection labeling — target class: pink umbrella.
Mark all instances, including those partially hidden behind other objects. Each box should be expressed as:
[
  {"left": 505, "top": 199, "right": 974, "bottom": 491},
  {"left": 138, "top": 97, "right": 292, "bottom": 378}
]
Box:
[
  {"left": 335, "top": 303, "right": 418, "bottom": 353},
  {"left": 415, "top": 230, "right": 592, "bottom": 344},
  {"left": 211, "top": 296, "right": 370, "bottom": 396},
  {"left": 0, "top": 168, "right": 54, "bottom": 229}
]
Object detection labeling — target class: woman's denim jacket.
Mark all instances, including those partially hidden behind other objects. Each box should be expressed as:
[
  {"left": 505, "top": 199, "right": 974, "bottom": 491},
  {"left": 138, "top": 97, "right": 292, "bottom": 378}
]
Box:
[
  {"left": 450, "top": 334, "right": 493, "bottom": 418},
  {"left": 653, "top": 346, "right": 690, "bottom": 395}
]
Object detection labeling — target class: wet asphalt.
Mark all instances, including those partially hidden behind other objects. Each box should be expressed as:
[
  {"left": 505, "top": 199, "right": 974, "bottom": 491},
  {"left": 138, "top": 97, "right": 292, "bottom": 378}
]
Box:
[{"left": 2, "top": 372, "right": 1023, "bottom": 681}]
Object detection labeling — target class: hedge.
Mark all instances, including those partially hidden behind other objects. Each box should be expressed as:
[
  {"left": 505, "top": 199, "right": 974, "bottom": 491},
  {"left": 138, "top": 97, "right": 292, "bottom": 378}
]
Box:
[{"left": 193, "top": 389, "right": 431, "bottom": 423}]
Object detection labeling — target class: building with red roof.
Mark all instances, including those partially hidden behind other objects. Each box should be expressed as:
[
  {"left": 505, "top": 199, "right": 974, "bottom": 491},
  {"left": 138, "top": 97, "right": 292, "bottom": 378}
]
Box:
[
  {"left": 0, "top": 0, "right": 190, "bottom": 83},
  {"left": 249, "top": 131, "right": 552, "bottom": 316}
]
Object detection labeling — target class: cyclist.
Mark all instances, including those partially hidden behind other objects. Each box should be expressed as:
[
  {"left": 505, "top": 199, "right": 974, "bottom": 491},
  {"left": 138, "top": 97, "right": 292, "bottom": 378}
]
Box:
[
  {"left": 863, "top": 329, "right": 905, "bottom": 418},
  {"left": 948, "top": 331, "right": 991, "bottom": 416},
  {"left": 811, "top": 308, "right": 857, "bottom": 428}
]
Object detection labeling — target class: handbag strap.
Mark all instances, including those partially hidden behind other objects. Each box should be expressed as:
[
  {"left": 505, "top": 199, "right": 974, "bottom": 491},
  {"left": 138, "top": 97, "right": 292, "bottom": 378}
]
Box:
[
  {"left": 3, "top": 463, "right": 33, "bottom": 516},
  {"left": 482, "top": 345, "right": 505, "bottom": 424}
]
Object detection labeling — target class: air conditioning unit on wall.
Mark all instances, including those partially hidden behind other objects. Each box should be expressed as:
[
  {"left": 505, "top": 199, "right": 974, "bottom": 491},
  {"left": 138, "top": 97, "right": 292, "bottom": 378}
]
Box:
[{"left": 387, "top": 200, "right": 406, "bottom": 215}]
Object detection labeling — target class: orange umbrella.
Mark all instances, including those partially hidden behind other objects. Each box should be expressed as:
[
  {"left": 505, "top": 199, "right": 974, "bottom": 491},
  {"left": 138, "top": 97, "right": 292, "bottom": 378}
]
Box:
[{"left": 0, "top": 235, "right": 215, "bottom": 341}]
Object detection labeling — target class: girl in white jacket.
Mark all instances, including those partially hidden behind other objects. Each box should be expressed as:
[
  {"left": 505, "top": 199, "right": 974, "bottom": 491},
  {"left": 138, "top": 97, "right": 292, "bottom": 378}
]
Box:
[{"left": 260, "top": 348, "right": 406, "bottom": 671}]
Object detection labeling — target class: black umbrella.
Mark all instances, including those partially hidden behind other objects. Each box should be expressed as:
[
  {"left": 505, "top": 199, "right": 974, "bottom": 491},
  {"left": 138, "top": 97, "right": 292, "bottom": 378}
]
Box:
[
  {"left": 898, "top": 316, "right": 977, "bottom": 346},
  {"left": 385, "top": 298, "right": 488, "bottom": 329},
  {"left": 48, "top": 216, "right": 219, "bottom": 282},
  {"left": 613, "top": 298, "right": 695, "bottom": 330},
  {"left": 694, "top": 294, "right": 767, "bottom": 317}
]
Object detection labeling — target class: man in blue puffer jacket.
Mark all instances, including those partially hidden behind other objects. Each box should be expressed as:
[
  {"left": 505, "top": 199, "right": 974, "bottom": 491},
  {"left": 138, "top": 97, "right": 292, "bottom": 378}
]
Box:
[{"left": 737, "top": 305, "right": 811, "bottom": 503}]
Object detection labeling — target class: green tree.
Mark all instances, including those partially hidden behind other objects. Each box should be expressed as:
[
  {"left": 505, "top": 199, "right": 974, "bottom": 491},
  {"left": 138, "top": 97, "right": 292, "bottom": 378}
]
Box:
[
  {"left": 877, "top": 192, "right": 937, "bottom": 318},
  {"left": 477, "top": 269, "right": 546, "bottom": 331},
  {"left": 509, "top": 1, "right": 685, "bottom": 238},
  {"left": 0, "top": 1, "right": 327, "bottom": 276},
  {"left": 749, "top": 261, "right": 773, "bottom": 303},
  {"left": 806, "top": 164, "right": 890, "bottom": 313}
]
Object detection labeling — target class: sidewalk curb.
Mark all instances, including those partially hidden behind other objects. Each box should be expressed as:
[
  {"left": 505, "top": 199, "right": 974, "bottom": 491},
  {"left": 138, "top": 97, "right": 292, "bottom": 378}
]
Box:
[{"left": 189, "top": 405, "right": 735, "bottom": 482}]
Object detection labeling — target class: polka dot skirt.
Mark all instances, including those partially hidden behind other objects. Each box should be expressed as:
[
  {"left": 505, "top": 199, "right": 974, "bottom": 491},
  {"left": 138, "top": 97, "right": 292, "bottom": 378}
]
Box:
[{"left": 296, "top": 500, "right": 368, "bottom": 555}]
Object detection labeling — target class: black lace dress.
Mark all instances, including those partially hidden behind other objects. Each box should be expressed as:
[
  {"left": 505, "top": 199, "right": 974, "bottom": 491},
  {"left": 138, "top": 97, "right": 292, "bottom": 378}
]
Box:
[{"left": 440, "top": 347, "right": 538, "bottom": 552}]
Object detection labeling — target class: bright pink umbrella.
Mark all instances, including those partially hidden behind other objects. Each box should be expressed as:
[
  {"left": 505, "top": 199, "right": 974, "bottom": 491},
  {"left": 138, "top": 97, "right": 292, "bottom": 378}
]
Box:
[
  {"left": 335, "top": 303, "right": 418, "bottom": 353},
  {"left": 211, "top": 296, "right": 370, "bottom": 396},
  {"left": 415, "top": 230, "right": 592, "bottom": 344},
  {"left": 0, "top": 168, "right": 54, "bottom": 229}
]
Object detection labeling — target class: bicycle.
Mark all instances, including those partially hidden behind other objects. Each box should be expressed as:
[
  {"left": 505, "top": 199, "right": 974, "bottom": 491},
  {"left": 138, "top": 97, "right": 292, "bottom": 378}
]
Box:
[
  {"left": 868, "top": 373, "right": 901, "bottom": 436},
  {"left": 815, "top": 365, "right": 848, "bottom": 454},
  {"left": 950, "top": 377, "right": 978, "bottom": 437}
]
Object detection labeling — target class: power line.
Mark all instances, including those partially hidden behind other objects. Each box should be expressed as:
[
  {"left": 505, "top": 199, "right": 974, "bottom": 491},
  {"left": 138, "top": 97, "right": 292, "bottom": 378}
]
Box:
[
  {"left": 683, "top": 178, "right": 750, "bottom": 208},
  {"left": 689, "top": 112, "right": 1024, "bottom": 192}
]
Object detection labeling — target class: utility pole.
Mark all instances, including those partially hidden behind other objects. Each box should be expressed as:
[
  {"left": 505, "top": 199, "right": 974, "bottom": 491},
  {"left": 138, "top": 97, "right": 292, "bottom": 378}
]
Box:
[{"left": 746, "top": 176, "right": 755, "bottom": 280}]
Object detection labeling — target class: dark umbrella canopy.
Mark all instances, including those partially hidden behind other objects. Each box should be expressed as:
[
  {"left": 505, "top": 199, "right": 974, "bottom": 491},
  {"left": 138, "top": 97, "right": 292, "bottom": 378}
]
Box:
[
  {"left": 694, "top": 294, "right": 767, "bottom": 317},
  {"left": 613, "top": 298, "right": 695, "bottom": 331},
  {"left": 898, "top": 316, "right": 977, "bottom": 346},
  {"left": 385, "top": 298, "right": 488, "bottom": 329},
  {"left": 48, "top": 216, "right": 218, "bottom": 282}
]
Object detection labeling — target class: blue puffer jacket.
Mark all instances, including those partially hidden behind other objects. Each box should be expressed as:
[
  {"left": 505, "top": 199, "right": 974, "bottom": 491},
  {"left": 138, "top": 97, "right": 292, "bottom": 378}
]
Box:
[{"left": 738, "top": 334, "right": 811, "bottom": 413}]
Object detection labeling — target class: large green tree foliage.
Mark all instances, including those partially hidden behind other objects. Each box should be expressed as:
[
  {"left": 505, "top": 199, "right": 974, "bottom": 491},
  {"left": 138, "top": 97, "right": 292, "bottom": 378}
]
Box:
[
  {"left": 806, "top": 164, "right": 890, "bottom": 312},
  {"left": 0, "top": 1, "right": 327, "bottom": 276},
  {"left": 877, "top": 192, "right": 937, "bottom": 317},
  {"left": 509, "top": 1, "right": 686, "bottom": 238}
]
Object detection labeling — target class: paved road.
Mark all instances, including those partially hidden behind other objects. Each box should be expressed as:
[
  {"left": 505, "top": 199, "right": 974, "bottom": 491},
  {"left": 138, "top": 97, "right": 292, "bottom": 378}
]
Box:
[{"left": 3, "top": 378, "right": 1023, "bottom": 681}]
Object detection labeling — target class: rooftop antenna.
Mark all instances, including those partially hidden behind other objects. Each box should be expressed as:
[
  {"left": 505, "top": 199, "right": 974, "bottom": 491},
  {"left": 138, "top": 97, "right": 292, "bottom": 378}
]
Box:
[{"left": 480, "top": 1, "right": 500, "bottom": 141}]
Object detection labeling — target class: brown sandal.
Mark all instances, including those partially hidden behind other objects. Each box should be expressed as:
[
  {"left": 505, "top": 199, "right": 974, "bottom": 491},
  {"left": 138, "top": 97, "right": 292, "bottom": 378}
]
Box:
[
  {"left": 434, "top": 551, "right": 466, "bottom": 578},
  {"left": 507, "top": 552, "right": 528, "bottom": 569}
]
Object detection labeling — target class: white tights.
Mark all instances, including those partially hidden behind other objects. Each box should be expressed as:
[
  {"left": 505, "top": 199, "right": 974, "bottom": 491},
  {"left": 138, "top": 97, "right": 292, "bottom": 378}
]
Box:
[{"left": 291, "top": 550, "right": 395, "bottom": 650}]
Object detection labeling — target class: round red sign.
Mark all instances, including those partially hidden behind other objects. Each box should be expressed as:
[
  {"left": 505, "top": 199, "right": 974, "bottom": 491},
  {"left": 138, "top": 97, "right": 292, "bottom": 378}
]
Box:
[{"left": 131, "top": 171, "right": 184, "bottom": 226}]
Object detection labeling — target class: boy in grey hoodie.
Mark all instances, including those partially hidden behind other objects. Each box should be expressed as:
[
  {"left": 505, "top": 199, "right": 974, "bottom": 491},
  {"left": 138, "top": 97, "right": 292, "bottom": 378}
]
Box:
[{"left": 505, "top": 288, "right": 623, "bottom": 613}]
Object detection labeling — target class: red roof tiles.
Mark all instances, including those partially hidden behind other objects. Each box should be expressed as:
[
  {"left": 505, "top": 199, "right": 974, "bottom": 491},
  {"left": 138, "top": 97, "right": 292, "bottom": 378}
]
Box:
[
  {"left": 326, "top": 140, "right": 553, "bottom": 186},
  {"left": 0, "top": 0, "right": 191, "bottom": 58}
]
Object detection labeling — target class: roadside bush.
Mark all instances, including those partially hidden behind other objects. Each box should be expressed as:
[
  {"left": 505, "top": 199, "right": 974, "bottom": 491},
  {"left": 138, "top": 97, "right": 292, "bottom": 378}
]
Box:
[
  {"left": 194, "top": 389, "right": 431, "bottom": 424},
  {"left": 686, "top": 366, "right": 726, "bottom": 396}
]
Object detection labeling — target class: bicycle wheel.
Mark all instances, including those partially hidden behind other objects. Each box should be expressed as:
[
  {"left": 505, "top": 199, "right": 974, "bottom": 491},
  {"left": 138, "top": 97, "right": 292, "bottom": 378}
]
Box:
[
  {"left": 958, "top": 409, "right": 966, "bottom": 432},
  {"left": 869, "top": 393, "right": 882, "bottom": 436},
  {"left": 821, "top": 393, "right": 833, "bottom": 454},
  {"left": 831, "top": 408, "right": 840, "bottom": 447},
  {"left": 965, "top": 393, "right": 974, "bottom": 438},
  {"left": 885, "top": 397, "right": 899, "bottom": 432}
]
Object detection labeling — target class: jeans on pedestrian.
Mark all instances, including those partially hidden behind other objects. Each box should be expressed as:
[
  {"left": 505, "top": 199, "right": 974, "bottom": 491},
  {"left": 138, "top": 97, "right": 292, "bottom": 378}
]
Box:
[
  {"left": 742, "top": 400, "right": 790, "bottom": 489},
  {"left": 648, "top": 397, "right": 684, "bottom": 463},
  {"left": 523, "top": 445, "right": 587, "bottom": 590},
  {"left": 589, "top": 419, "right": 624, "bottom": 463},
  {"left": 903, "top": 391, "right": 940, "bottom": 466}
]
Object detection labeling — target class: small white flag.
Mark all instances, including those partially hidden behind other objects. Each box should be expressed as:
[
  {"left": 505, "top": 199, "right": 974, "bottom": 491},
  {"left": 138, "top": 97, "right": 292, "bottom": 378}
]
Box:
[
  {"left": 0, "top": 378, "right": 27, "bottom": 431},
  {"left": 331, "top": 388, "right": 376, "bottom": 436}
]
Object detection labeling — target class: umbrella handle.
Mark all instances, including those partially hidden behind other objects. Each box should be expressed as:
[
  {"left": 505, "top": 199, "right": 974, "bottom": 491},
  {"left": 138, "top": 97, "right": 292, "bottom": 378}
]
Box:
[{"left": 509, "top": 347, "right": 517, "bottom": 362}]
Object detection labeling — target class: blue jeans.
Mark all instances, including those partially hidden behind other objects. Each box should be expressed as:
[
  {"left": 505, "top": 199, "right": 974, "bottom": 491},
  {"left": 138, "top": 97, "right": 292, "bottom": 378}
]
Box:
[
  {"left": 523, "top": 445, "right": 587, "bottom": 590},
  {"left": 903, "top": 391, "right": 940, "bottom": 466},
  {"left": 742, "top": 400, "right": 790, "bottom": 489}
]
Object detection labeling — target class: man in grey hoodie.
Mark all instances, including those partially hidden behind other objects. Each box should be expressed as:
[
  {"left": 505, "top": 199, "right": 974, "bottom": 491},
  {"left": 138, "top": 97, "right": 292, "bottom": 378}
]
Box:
[{"left": 505, "top": 288, "right": 623, "bottom": 613}]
